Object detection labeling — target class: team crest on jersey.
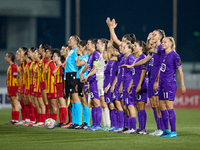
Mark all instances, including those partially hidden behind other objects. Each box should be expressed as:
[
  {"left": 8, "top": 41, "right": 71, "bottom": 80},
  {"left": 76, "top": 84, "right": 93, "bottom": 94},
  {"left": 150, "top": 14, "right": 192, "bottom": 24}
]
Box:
[
  {"left": 163, "top": 59, "right": 165, "bottom": 62},
  {"left": 178, "top": 60, "right": 181, "bottom": 65}
]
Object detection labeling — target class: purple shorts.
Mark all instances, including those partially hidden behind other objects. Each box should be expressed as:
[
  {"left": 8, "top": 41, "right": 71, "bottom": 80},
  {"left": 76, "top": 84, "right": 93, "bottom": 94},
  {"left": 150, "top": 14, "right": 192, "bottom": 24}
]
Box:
[
  {"left": 89, "top": 79, "right": 100, "bottom": 100},
  {"left": 132, "top": 86, "right": 148, "bottom": 103},
  {"left": 148, "top": 79, "right": 159, "bottom": 98},
  {"left": 123, "top": 86, "right": 135, "bottom": 106},
  {"left": 159, "top": 81, "right": 177, "bottom": 101},
  {"left": 104, "top": 89, "right": 113, "bottom": 105}
]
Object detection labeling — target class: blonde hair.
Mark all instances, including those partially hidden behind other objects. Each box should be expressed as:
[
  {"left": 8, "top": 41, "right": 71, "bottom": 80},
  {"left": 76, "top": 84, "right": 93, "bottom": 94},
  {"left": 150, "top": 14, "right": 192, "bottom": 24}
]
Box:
[{"left": 167, "top": 37, "right": 176, "bottom": 51}]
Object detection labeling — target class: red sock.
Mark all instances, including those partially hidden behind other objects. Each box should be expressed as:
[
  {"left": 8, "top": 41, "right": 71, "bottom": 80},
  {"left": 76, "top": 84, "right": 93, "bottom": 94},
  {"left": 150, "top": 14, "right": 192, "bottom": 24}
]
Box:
[
  {"left": 24, "top": 105, "right": 29, "bottom": 120},
  {"left": 38, "top": 114, "right": 42, "bottom": 122},
  {"left": 62, "top": 107, "right": 67, "bottom": 124},
  {"left": 20, "top": 100, "right": 25, "bottom": 121},
  {"left": 46, "top": 104, "right": 50, "bottom": 119},
  {"left": 68, "top": 107, "right": 72, "bottom": 123},
  {"left": 33, "top": 107, "right": 38, "bottom": 122},
  {"left": 15, "top": 111, "right": 20, "bottom": 121},
  {"left": 59, "top": 108, "right": 63, "bottom": 123},
  {"left": 28, "top": 102, "right": 35, "bottom": 122},
  {"left": 52, "top": 113, "right": 57, "bottom": 123},
  {"left": 41, "top": 114, "right": 46, "bottom": 123},
  {"left": 12, "top": 111, "right": 15, "bottom": 121}
]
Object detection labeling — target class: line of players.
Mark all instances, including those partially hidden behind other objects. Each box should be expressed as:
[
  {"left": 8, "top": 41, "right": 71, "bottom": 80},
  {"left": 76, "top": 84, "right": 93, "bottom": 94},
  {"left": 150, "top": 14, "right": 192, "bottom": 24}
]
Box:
[{"left": 5, "top": 18, "right": 186, "bottom": 137}]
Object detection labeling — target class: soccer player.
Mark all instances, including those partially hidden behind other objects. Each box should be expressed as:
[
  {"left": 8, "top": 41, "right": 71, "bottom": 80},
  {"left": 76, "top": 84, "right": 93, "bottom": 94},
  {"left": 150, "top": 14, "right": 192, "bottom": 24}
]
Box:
[
  {"left": 130, "top": 40, "right": 148, "bottom": 134},
  {"left": 60, "top": 45, "right": 73, "bottom": 128},
  {"left": 5, "top": 53, "right": 20, "bottom": 125},
  {"left": 23, "top": 50, "right": 36, "bottom": 126},
  {"left": 32, "top": 49, "right": 46, "bottom": 127},
  {"left": 76, "top": 40, "right": 91, "bottom": 129},
  {"left": 157, "top": 37, "right": 186, "bottom": 137},
  {"left": 81, "top": 38, "right": 101, "bottom": 131},
  {"left": 28, "top": 47, "right": 38, "bottom": 125},
  {"left": 52, "top": 51, "right": 67, "bottom": 127},
  {"left": 64, "top": 36, "right": 82, "bottom": 129},
  {"left": 93, "top": 38, "right": 110, "bottom": 130},
  {"left": 45, "top": 48, "right": 57, "bottom": 123},
  {"left": 39, "top": 44, "right": 50, "bottom": 119}
]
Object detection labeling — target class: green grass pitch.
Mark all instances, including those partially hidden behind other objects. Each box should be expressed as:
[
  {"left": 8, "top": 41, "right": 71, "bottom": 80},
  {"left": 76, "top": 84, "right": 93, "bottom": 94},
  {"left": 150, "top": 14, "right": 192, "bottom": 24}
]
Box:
[{"left": 0, "top": 109, "right": 199, "bottom": 150}]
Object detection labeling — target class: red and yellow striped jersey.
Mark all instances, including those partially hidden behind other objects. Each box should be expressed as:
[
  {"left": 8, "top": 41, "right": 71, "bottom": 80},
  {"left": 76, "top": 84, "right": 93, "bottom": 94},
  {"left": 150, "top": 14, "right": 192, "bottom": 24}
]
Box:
[
  {"left": 17, "top": 64, "right": 22, "bottom": 88},
  {"left": 46, "top": 60, "right": 56, "bottom": 94},
  {"left": 33, "top": 62, "right": 41, "bottom": 93},
  {"left": 29, "top": 61, "right": 36, "bottom": 85},
  {"left": 21, "top": 61, "right": 26, "bottom": 85},
  {"left": 24, "top": 61, "right": 32, "bottom": 90},
  {"left": 7, "top": 63, "right": 18, "bottom": 87},
  {"left": 54, "top": 64, "right": 63, "bottom": 84},
  {"left": 39, "top": 58, "right": 47, "bottom": 83}
]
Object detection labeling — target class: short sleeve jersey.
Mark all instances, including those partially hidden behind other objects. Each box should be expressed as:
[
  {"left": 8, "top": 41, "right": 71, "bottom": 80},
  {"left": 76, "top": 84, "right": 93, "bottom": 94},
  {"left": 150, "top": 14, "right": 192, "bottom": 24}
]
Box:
[
  {"left": 54, "top": 64, "right": 63, "bottom": 84},
  {"left": 33, "top": 62, "right": 41, "bottom": 93},
  {"left": 77, "top": 54, "right": 89, "bottom": 79},
  {"left": 29, "top": 61, "right": 36, "bottom": 85},
  {"left": 160, "top": 50, "right": 182, "bottom": 83},
  {"left": 24, "top": 61, "right": 32, "bottom": 90},
  {"left": 46, "top": 60, "right": 56, "bottom": 93},
  {"left": 132, "top": 54, "right": 147, "bottom": 87},
  {"left": 7, "top": 63, "right": 18, "bottom": 87},
  {"left": 39, "top": 58, "right": 47, "bottom": 83},
  {"left": 110, "top": 61, "right": 118, "bottom": 85},
  {"left": 87, "top": 50, "right": 100, "bottom": 82},
  {"left": 123, "top": 54, "right": 135, "bottom": 82},
  {"left": 104, "top": 61, "right": 112, "bottom": 89},
  {"left": 65, "top": 47, "right": 78, "bottom": 73}
]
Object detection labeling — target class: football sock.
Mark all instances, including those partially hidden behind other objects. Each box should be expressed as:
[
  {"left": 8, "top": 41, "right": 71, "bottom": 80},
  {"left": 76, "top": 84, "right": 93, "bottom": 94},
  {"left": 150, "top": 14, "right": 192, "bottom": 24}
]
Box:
[
  {"left": 92, "top": 107, "right": 96, "bottom": 126},
  {"left": 102, "top": 108, "right": 106, "bottom": 126},
  {"left": 152, "top": 107, "right": 158, "bottom": 129},
  {"left": 161, "top": 109, "right": 169, "bottom": 129},
  {"left": 28, "top": 102, "right": 35, "bottom": 122},
  {"left": 74, "top": 101, "right": 82, "bottom": 125},
  {"left": 46, "top": 104, "right": 50, "bottom": 119},
  {"left": 168, "top": 109, "right": 176, "bottom": 132},
  {"left": 125, "top": 115, "right": 130, "bottom": 129},
  {"left": 20, "top": 100, "right": 25, "bottom": 121},
  {"left": 15, "top": 111, "right": 20, "bottom": 121},
  {"left": 104, "top": 107, "right": 110, "bottom": 127},
  {"left": 41, "top": 114, "right": 46, "bottom": 123},
  {"left": 71, "top": 103, "right": 76, "bottom": 125},
  {"left": 59, "top": 108, "right": 63, "bottom": 123},
  {"left": 33, "top": 107, "right": 38, "bottom": 122},
  {"left": 62, "top": 107, "right": 67, "bottom": 124},
  {"left": 139, "top": 109, "right": 147, "bottom": 130},
  {"left": 117, "top": 110, "right": 124, "bottom": 128},
  {"left": 96, "top": 106, "right": 102, "bottom": 126},
  {"left": 129, "top": 117, "right": 137, "bottom": 130}
]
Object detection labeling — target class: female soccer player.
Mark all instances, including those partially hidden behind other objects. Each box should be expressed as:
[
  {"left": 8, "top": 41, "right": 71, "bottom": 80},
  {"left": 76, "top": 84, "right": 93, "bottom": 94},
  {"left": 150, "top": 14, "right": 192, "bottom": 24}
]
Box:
[
  {"left": 81, "top": 38, "right": 101, "bottom": 131},
  {"left": 157, "top": 37, "right": 186, "bottom": 137},
  {"left": 5, "top": 53, "right": 20, "bottom": 125},
  {"left": 39, "top": 44, "right": 51, "bottom": 119},
  {"left": 32, "top": 49, "right": 46, "bottom": 127},
  {"left": 53, "top": 51, "right": 67, "bottom": 127},
  {"left": 76, "top": 40, "right": 91, "bottom": 129},
  {"left": 60, "top": 45, "right": 73, "bottom": 128},
  {"left": 45, "top": 48, "right": 57, "bottom": 123},
  {"left": 23, "top": 50, "right": 36, "bottom": 126}
]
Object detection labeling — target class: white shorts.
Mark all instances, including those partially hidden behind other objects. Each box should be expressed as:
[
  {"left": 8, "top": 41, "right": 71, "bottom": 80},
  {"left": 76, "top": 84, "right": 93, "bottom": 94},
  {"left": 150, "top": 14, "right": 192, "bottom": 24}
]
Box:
[{"left": 97, "top": 78, "right": 104, "bottom": 96}]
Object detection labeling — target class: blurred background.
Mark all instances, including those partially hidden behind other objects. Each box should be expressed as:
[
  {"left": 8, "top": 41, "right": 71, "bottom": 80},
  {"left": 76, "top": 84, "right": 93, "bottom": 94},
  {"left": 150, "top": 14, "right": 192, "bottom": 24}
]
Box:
[{"left": 0, "top": 0, "right": 200, "bottom": 90}]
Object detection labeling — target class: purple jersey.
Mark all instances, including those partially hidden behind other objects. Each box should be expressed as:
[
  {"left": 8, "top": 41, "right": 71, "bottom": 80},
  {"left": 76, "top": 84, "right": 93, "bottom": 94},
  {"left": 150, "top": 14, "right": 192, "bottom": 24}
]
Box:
[
  {"left": 160, "top": 50, "right": 182, "bottom": 83},
  {"left": 104, "top": 61, "right": 112, "bottom": 89},
  {"left": 123, "top": 54, "right": 135, "bottom": 83},
  {"left": 149, "top": 44, "right": 164, "bottom": 80},
  {"left": 132, "top": 54, "right": 147, "bottom": 87},
  {"left": 110, "top": 61, "right": 118, "bottom": 85},
  {"left": 88, "top": 50, "right": 100, "bottom": 82},
  {"left": 116, "top": 53, "right": 125, "bottom": 87}
]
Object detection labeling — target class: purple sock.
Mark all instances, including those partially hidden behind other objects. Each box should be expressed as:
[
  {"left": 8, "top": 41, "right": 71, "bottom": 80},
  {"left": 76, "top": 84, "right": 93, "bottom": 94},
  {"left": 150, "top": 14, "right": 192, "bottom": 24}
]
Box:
[
  {"left": 138, "top": 111, "right": 141, "bottom": 129},
  {"left": 125, "top": 115, "right": 130, "bottom": 129},
  {"left": 123, "top": 115, "right": 126, "bottom": 128},
  {"left": 92, "top": 107, "right": 96, "bottom": 126},
  {"left": 161, "top": 109, "right": 169, "bottom": 129},
  {"left": 129, "top": 117, "right": 137, "bottom": 130},
  {"left": 139, "top": 110, "right": 147, "bottom": 130},
  {"left": 161, "top": 117, "right": 165, "bottom": 130},
  {"left": 157, "top": 117, "right": 162, "bottom": 130},
  {"left": 152, "top": 107, "right": 158, "bottom": 129},
  {"left": 96, "top": 106, "right": 102, "bottom": 126},
  {"left": 110, "top": 109, "right": 117, "bottom": 127},
  {"left": 117, "top": 111, "right": 124, "bottom": 128},
  {"left": 168, "top": 109, "right": 176, "bottom": 132}
]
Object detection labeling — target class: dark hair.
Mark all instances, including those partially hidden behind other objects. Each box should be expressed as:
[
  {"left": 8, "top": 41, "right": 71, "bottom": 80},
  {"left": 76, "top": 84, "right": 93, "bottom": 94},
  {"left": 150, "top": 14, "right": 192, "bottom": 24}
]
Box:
[
  {"left": 7, "top": 52, "right": 15, "bottom": 62},
  {"left": 29, "top": 47, "right": 37, "bottom": 52},
  {"left": 88, "top": 38, "right": 98, "bottom": 49},
  {"left": 79, "top": 40, "right": 87, "bottom": 47},
  {"left": 54, "top": 51, "right": 61, "bottom": 58},
  {"left": 20, "top": 47, "right": 28, "bottom": 52},
  {"left": 154, "top": 29, "right": 166, "bottom": 42},
  {"left": 24, "top": 51, "right": 28, "bottom": 56},
  {"left": 136, "top": 40, "right": 147, "bottom": 55},
  {"left": 123, "top": 34, "right": 136, "bottom": 44},
  {"left": 40, "top": 44, "right": 51, "bottom": 52},
  {"left": 100, "top": 38, "right": 108, "bottom": 50},
  {"left": 72, "top": 35, "right": 80, "bottom": 45},
  {"left": 52, "top": 48, "right": 60, "bottom": 52}
]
